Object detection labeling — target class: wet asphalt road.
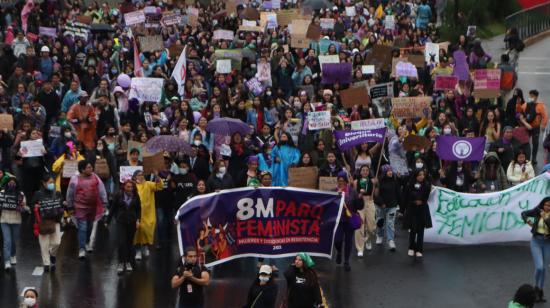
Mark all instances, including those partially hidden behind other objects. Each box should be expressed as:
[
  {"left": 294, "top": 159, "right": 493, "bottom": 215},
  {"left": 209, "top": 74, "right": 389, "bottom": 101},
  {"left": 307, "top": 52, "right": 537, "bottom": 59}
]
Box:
[{"left": 2, "top": 37, "right": 550, "bottom": 308}]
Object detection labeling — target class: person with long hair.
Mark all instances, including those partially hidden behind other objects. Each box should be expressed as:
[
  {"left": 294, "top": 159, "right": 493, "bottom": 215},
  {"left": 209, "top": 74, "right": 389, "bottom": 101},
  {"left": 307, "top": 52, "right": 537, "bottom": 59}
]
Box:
[
  {"left": 1, "top": 175, "right": 28, "bottom": 270},
  {"left": 284, "top": 253, "right": 322, "bottom": 308},
  {"left": 522, "top": 197, "right": 550, "bottom": 303},
  {"left": 507, "top": 150, "right": 535, "bottom": 186},
  {"left": 374, "top": 165, "right": 400, "bottom": 251},
  {"left": 402, "top": 169, "right": 432, "bottom": 258},
  {"left": 508, "top": 284, "right": 536, "bottom": 308},
  {"left": 479, "top": 109, "right": 501, "bottom": 151},
  {"left": 106, "top": 180, "right": 141, "bottom": 274},
  {"left": 353, "top": 165, "right": 377, "bottom": 255},
  {"left": 271, "top": 132, "right": 300, "bottom": 186}
]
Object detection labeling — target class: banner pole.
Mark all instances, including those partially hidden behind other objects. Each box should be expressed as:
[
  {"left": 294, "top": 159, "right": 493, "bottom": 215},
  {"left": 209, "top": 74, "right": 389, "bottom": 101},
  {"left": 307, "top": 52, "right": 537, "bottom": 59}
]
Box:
[{"left": 372, "top": 133, "right": 387, "bottom": 198}]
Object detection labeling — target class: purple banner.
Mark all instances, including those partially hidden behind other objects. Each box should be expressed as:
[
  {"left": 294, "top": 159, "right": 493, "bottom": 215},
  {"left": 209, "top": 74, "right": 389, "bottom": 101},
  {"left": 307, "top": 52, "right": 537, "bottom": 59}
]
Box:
[
  {"left": 334, "top": 128, "right": 386, "bottom": 151},
  {"left": 176, "top": 187, "right": 344, "bottom": 267},
  {"left": 322, "top": 62, "right": 352, "bottom": 85},
  {"left": 39, "top": 26, "right": 57, "bottom": 38},
  {"left": 436, "top": 136, "right": 486, "bottom": 161}
]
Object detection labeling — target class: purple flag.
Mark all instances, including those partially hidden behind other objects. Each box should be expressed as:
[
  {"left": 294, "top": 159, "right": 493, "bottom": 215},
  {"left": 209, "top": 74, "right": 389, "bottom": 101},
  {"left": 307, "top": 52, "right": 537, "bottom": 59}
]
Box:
[
  {"left": 334, "top": 128, "right": 386, "bottom": 151},
  {"left": 176, "top": 187, "right": 343, "bottom": 267},
  {"left": 322, "top": 62, "right": 352, "bottom": 85},
  {"left": 436, "top": 136, "right": 486, "bottom": 161}
]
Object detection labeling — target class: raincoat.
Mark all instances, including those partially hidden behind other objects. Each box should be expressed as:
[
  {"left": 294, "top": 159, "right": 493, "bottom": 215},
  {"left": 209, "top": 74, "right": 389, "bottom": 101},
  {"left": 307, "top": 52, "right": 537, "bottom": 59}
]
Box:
[
  {"left": 133, "top": 179, "right": 164, "bottom": 245},
  {"left": 271, "top": 144, "right": 300, "bottom": 186}
]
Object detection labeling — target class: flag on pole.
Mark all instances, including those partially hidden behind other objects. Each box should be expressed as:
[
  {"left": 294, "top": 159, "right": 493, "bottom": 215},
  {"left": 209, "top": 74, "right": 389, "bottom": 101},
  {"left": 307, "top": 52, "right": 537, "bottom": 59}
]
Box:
[
  {"left": 435, "top": 136, "right": 486, "bottom": 161},
  {"left": 171, "top": 46, "right": 187, "bottom": 96},
  {"left": 133, "top": 39, "right": 143, "bottom": 77}
]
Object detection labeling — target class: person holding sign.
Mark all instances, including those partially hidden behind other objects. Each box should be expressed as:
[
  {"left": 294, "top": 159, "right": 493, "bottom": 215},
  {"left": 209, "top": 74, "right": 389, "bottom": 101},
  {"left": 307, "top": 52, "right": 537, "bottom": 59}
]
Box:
[
  {"left": 66, "top": 160, "right": 108, "bottom": 259},
  {"left": 32, "top": 175, "right": 64, "bottom": 271},
  {"left": 0, "top": 175, "right": 28, "bottom": 270},
  {"left": 132, "top": 169, "right": 163, "bottom": 261},
  {"left": 402, "top": 169, "right": 432, "bottom": 258},
  {"left": 51, "top": 141, "right": 84, "bottom": 197}
]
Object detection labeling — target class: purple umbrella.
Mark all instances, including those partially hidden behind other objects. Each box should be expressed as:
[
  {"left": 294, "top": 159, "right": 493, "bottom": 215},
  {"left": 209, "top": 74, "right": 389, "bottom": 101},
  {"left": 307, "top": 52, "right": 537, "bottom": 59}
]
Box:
[
  {"left": 144, "top": 135, "right": 192, "bottom": 154},
  {"left": 205, "top": 118, "right": 252, "bottom": 136}
]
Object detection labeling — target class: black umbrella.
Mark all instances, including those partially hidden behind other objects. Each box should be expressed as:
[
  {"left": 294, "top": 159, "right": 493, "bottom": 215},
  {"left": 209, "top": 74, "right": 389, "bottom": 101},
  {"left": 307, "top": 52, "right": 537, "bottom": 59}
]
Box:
[
  {"left": 302, "top": 0, "right": 332, "bottom": 10},
  {"left": 90, "top": 23, "right": 115, "bottom": 33}
]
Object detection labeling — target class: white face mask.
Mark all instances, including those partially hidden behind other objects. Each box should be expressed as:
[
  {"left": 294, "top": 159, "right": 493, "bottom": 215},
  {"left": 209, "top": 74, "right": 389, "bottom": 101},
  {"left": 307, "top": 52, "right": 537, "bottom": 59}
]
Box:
[
  {"left": 266, "top": 91, "right": 272, "bottom": 96},
  {"left": 414, "top": 183, "right": 421, "bottom": 189},
  {"left": 179, "top": 168, "right": 188, "bottom": 175},
  {"left": 193, "top": 140, "right": 201, "bottom": 146},
  {"left": 24, "top": 297, "right": 36, "bottom": 307},
  {"left": 415, "top": 163, "right": 423, "bottom": 169},
  {"left": 457, "top": 167, "right": 463, "bottom": 172},
  {"left": 443, "top": 128, "right": 452, "bottom": 135},
  {"left": 97, "top": 146, "right": 103, "bottom": 151},
  {"left": 218, "top": 167, "right": 226, "bottom": 174},
  {"left": 259, "top": 276, "right": 270, "bottom": 283},
  {"left": 64, "top": 132, "right": 72, "bottom": 138}
]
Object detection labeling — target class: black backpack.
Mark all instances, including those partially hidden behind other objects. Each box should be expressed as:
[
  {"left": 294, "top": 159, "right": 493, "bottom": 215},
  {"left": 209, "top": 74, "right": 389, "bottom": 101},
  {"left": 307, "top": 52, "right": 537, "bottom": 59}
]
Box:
[{"left": 525, "top": 103, "right": 538, "bottom": 123}]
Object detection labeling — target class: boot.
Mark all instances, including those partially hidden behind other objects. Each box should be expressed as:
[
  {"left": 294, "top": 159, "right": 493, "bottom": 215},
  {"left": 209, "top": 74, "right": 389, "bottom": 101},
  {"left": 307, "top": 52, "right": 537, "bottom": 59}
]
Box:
[{"left": 540, "top": 288, "right": 547, "bottom": 303}]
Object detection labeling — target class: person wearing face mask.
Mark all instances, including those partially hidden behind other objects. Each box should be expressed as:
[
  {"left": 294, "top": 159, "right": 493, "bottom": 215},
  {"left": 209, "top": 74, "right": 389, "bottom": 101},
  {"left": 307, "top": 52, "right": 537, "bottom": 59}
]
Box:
[
  {"left": 20, "top": 288, "right": 38, "bottom": 308},
  {"left": 87, "top": 139, "right": 117, "bottom": 196},
  {"left": 474, "top": 152, "right": 510, "bottom": 193},
  {"left": 439, "top": 161, "right": 475, "bottom": 192},
  {"left": 171, "top": 246, "right": 210, "bottom": 308},
  {"left": 52, "top": 141, "right": 85, "bottom": 197},
  {"left": 0, "top": 176, "right": 28, "bottom": 270},
  {"left": 170, "top": 160, "right": 197, "bottom": 206},
  {"left": 243, "top": 265, "right": 278, "bottom": 308},
  {"left": 32, "top": 176, "right": 64, "bottom": 271},
  {"left": 183, "top": 145, "right": 211, "bottom": 182},
  {"left": 521, "top": 90, "right": 548, "bottom": 165},
  {"left": 205, "top": 161, "right": 234, "bottom": 193},
  {"left": 402, "top": 169, "right": 432, "bottom": 258},
  {"left": 105, "top": 180, "right": 141, "bottom": 274},
  {"left": 49, "top": 126, "right": 76, "bottom": 158}
]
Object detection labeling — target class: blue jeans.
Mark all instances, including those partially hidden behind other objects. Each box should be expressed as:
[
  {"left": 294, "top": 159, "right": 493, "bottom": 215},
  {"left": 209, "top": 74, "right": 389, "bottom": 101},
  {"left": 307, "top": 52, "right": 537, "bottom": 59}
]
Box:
[
  {"left": 1, "top": 223, "right": 20, "bottom": 263},
  {"left": 77, "top": 219, "right": 93, "bottom": 250},
  {"left": 531, "top": 235, "right": 550, "bottom": 288},
  {"left": 376, "top": 207, "right": 397, "bottom": 241}
]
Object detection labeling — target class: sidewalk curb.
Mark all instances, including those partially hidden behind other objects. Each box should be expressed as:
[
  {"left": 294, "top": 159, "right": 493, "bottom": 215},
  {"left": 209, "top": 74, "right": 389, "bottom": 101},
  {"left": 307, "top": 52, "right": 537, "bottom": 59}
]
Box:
[{"left": 524, "top": 29, "right": 550, "bottom": 48}]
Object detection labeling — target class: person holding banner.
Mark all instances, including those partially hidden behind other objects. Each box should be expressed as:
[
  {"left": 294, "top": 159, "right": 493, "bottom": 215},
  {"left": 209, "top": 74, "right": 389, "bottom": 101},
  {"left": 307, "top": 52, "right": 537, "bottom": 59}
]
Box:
[
  {"left": 0, "top": 175, "right": 28, "bottom": 270},
  {"left": 335, "top": 172, "right": 362, "bottom": 271},
  {"left": 402, "top": 169, "right": 432, "bottom": 258},
  {"left": 521, "top": 197, "right": 550, "bottom": 303},
  {"left": 32, "top": 175, "right": 63, "bottom": 271}
]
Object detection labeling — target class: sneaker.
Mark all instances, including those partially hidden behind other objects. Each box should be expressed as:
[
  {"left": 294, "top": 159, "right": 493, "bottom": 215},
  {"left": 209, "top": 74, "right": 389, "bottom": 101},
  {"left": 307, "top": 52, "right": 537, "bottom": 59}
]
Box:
[
  {"left": 335, "top": 253, "right": 342, "bottom": 265},
  {"left": 117, "top": 263, "right": 125, "bottom": 274},
  {"left": 79, "top": 248, "right": 86, "bottom": 259},
  {"left": 10, "top": 256, "right": 16, "bottom": 265},
  {"left": 126, "top": 263, "right": 133, "bottom": 272},
  {"left": 357, "top": 251, "right": 364, "bottom": 258},
  {"left": 50, "top": 255, "right": 56, "bottom": 265},
  {"left": 375, "top": 236, "right": 383, "bottom": 245},
  {"left": 344, "top": 263, "right": 351, "bottom": 272},
  {"left": 407, "top": 249, "right": 414, "bottom": 257},
  {"left": 365, "top": 242, "right": 372, "bottom": 251},
  {"left": 135, "top": 250, "right": 142, "bottom": 261},
  {"left": 43, "top": 265, "right": 50, "bottom": 272},
  {"left": 4, "top": 261, "right": 11, "bottom": 270},
  {"left": 388, "top": 240, "right": 396, "bottom": 251},
  {"left": 415, "top": 252, "right": 423, "bottom": 258},
  {"left": 85, "top": 244, "right": 93, "bottom": 253},
  {"left": 143, "top": 246, "right": 150, "bottom": 257}
]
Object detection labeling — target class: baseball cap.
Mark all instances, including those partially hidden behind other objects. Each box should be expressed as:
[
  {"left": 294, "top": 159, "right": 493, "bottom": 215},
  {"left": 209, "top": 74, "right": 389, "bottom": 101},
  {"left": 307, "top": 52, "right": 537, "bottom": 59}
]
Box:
[{"left": 259, "top": 264, "right": 272, "bottom": 275}]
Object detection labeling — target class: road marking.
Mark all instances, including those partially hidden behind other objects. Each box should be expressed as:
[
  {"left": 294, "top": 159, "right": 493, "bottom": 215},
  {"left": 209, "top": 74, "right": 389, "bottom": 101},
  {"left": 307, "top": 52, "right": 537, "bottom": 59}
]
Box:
[
  {"left": 518, "top": 71, "right": 550, "bottom": 75},
  {"left": 31, "top": 267, "right": 44, "bottom": 276}
]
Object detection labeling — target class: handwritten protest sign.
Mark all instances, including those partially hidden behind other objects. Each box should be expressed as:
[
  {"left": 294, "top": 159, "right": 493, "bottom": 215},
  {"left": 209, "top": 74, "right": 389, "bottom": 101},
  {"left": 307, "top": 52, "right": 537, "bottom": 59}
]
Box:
[
  {"left": 20, "top": 139, "right": 44, "bottom": 157},
  {"left": 120, "top": 166, "right": 143, "bottom": 183},
  {"left": 255, "top": 62, "right": 272, "bottom": 84},
  {"left": 307, "top": 111, "right": 331, "bottom": 130},
  {"left": 425, "top": 42, "right": 440, "bottom": 63},
  {"left": 361, "top": 65, "right": 375, "bottom": 75},
  {"left": 260, "top": 12, "right": 278, "bottom": 29},
  {"left": 246, "top": 78, "right": 264, "bottom": 96},
  {"left": 129, "top": 78, "right": 164, "bottom": 103},
  {"left": 435, "top": 76, "right": 459, "bottom": 91},
  {"left": 395, "top": 61, "right": 418, "bottom": 78},
  {"left": 321, "top": 63, "right": 352, "bottom": 84},
  {"left": 345, "top": 6, "right": 356, "bottom": 17},
  {"left": 351, "top": 118, "right": 386, "bottom": 130},
  {"left": 474, "top": 69, "right": 501, "bottom": 98},
  {"left": 319, "top": 177, "right": 338, "bottom": 191},
  {"left": 320, "top": 18, "right": 335, "bottom": 29},
  {"left": 62, "top": 160, "right": 78, "bottom": 178},
  {"left": 339, "top": 86, "right": 370, "bottom": 108},
  {"left": 0, "top": 114, "right": 13, "bottom": 131},
  {"left": 143, "top": 152, "right": 165, "bottom": 174},
  {"left": 214, "top": 49, "right": 243, "bottom": 70},
  {"left": 391, "top": 97, "right": 432, "bottom": 118},
  {"left": 426, "top": 173, "right": 550, "bottom": 245},
  {"left": 216, "top": 59, "right": 232, "bottom": 74},
  {"left": 39, "top": 27, "right": 57, "bottom": 37},
  {"left": 369, "top": 82, "right": 394, "bottom": 99},
  {"left": 139, "top": 35, "right": 163, "bottom": 52},
  {"left": 213, "top": 30, "right": 234, "bottom": 41},
  {"left": 161, "top": 11, "right": 182, "bottom": 26},
  {"left": 290, "top": 19, "right": 310, "bottom": 49},
  {"left": 288, "top": 167, "right": 318, "bottom": 189},
  {"left": 385, "top": 15, "right": 395, "bottom": 30},
  {"left": 125, "top": 10, "right": 146, "bottom": 26}
]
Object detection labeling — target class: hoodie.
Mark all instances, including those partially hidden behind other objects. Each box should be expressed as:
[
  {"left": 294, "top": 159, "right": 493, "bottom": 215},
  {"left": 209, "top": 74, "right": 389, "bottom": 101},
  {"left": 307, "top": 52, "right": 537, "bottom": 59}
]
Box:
[{"left": 475, "top": 152, "right": 510, "bottom": 192}]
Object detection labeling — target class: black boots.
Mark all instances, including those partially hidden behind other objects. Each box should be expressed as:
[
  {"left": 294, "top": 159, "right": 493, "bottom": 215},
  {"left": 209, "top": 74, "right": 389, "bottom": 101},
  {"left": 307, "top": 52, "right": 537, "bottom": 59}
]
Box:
[{"left": 535, "top": 287, "right": 547, "bottom": 302}]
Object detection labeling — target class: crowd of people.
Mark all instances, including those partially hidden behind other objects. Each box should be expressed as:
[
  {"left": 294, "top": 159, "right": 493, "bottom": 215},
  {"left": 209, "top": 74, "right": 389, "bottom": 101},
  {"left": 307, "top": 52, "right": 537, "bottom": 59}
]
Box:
[{"left": 0, "top": 0, "right": 548, "bottom": 307}]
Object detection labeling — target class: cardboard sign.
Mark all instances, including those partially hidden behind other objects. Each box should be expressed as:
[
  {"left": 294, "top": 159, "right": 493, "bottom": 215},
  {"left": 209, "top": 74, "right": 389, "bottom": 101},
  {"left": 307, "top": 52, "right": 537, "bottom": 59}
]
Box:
[
  {"left": 369, "top": 82, "right": 394, "bottom": 99},
  {"left": 425, "top": 42, "right": 440, "bottom": 64},
  {"left": 242, "top": 7, "right": 260, "bottom": 20},
  {"left": 434, "top": 76, "right": 459, "bottom": 91},
  {"left": 290, "top": 19, "right": 310, "bottom": 48},
  {"left": 391, "top": 97, "right": 432, "bottom": 118},
  {"left": 277, "top": 9, "right": 300, "bottom": 26},
  {"left": 161, "top": 11, "right": 182, "bottom": 26},
  {"left": 345, "top": 6, "right": 356, "bottom": 17},
  {"left": 214, "top": 49, "right": 243, "bottom": 70},
  {"left": 404, "top": 135, "right": 432, "bottom": 151},
  {"left": 125, "top": 10, "right": 146, "bottom": 26},
  {"left": 95, "top": 158, "right": 110, "bottom": 179},
  {"left": 319, "top": 177, "right": 338, "bottom": 192},
  {"left": 288, "top": 167, "right": 318, "bottom": 189},
  {"left": 306, "top": 24, "right": 321, "bottom": 41},
  {"left": 260, "top": 12, "right": 278, "bottom": 29},
  {"left": 213, "top": 29, "right": 234, "bottom": 41},
  {"left": 226, "top": 0, "right": 237, "bottom": 15},
  {"left": 62, "top": 160, "right": 79, "bottom": 178},
  {"left": 120, "top": 166, "right": 143, "bottom": 183},
  {"left": 408, "top": 54, "right": 425, "bottom": 68},
  {"left": 0, "top": 114, "right": 13, "bottom": 131},
  {"left": 320, "top": 18, "right": 335, "bottom": 29},
  {"left": 385, "top": 15, "right": 396, "bottom": 30},
  {"left": 242, "top": 19, "right": 257, "bottom": 27},
  {"left": 76, "top": 15, "right": 92, "bottom": 25},
  {"left": 340, "top": 86, "right": 370, "bottom": 108},
  {"left": 20, "top": 139, "right": 44, "bottom": 157},
  {"left": 143, "top": 152, "right": 165, "bottom": 175},
  {"left": 169, "top": 44, "right": 185, "bottom": 58},
  {"left": 139, "top": 35, "right": 163, "bottom": 52},
  {"left": 474, "top": 69, "right": 501, "bottom": 98},
  {"left": 395, "top": 61, "right": 418, "bottom": 78},
  {"left": 361, "top": 65, "right": 375, "bottom": 75},
  {"left": 365, "top": 45, "right": 393, "bottom": 71},
  {"left": 216, "top": 59, "right": 232, "bottom": 74},
  {"left": 307, "top": 111, "right": 331, "bottom": 130}
]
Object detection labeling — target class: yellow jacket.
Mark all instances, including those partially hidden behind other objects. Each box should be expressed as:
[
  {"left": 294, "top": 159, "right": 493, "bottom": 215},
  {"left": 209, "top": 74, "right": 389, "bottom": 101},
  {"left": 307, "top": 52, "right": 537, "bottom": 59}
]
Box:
[{"left": 52, "top": 152, "right": 85, "bottom": 192}]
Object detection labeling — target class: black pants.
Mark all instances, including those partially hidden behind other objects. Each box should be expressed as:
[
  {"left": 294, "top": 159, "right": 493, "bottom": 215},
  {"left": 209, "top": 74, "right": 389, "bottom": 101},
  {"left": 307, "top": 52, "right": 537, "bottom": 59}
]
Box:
[
  {"left": 532, "top": 128, "right": 541, "bottom": 163},
  {"left": 335, "top": 225, "right": 354, "bottom": 264},
  {"left": 117, "top": 221, "right": 136, "bottom": 263},
  {"left": 409, "top": 228, "right": 424, "bottom": 252}
]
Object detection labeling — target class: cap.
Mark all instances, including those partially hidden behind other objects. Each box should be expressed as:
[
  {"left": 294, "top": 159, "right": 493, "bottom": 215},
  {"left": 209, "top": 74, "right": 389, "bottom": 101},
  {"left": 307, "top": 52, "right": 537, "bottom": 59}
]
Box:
[
  {"left": 40, "top": 46, "right": 50, "bottom": 53},
  {"left": 114, "top": 86, "right": 124, "bottom": 94},
  {"left": 79, "top": 91, "right": 89, "bottom": 98},
  {"left": 259, "top": 264, "right": 272, "bottom": 275}
]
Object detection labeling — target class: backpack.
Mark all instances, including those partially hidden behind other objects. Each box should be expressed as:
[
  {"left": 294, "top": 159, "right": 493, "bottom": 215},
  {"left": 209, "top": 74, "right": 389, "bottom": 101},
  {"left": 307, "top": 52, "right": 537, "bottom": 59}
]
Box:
[
  {"left": 500, "top": 70, "right": 515, "bottom": 91},
  {"left": 524, "top": 103, "right": 538, "bottom": 123}
]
